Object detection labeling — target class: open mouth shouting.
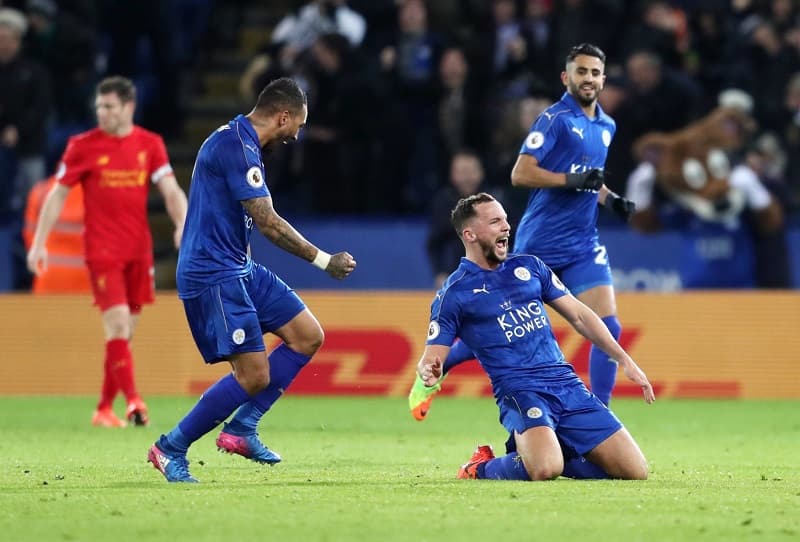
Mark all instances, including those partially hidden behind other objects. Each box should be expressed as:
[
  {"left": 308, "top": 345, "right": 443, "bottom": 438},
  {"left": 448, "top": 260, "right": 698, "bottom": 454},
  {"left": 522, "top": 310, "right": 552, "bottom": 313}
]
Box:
[{"left": 496, "top": 235, "right": 509, "bottom": 254}]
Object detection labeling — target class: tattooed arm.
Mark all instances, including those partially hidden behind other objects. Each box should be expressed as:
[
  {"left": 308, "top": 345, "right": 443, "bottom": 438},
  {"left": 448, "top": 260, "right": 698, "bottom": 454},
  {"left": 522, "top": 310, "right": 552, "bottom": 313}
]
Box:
[
  {"left": 241, "top": 196, "right": 357, "bottom": 279},
  {"left": 242, "top": 196, "right": 317, "bottom": 261}
]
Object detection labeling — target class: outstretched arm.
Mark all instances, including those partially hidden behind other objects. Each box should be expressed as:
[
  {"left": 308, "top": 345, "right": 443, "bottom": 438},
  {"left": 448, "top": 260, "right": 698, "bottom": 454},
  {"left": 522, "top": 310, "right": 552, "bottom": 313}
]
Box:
[
  {"left": 26, "top": 183, "right": 70, "bottom": 275},
  {"left": 242, "top": 196, "right": 356, "bottom": 279},
  {"left": 549, "top": 294, "right": 655, "bottom": 404}
]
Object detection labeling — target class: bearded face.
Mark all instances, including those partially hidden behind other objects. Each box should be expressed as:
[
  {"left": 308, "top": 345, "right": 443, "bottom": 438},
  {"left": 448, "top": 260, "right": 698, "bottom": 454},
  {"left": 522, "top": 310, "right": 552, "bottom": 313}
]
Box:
[{"left": 563, "top": 54, "right": 605, "bottom": 107}]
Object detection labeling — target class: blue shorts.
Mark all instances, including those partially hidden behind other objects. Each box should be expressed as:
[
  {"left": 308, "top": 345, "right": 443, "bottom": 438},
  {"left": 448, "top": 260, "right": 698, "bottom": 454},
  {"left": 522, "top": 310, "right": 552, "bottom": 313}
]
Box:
[
  {"left": 551, "top": 245, "right": 613, "bottom": 296},
  {"left": 181, "top": 263, "right": 306, "bottom": 363},
  {"left": 498, "top": 379, "right": 622, "bottom": 457}
]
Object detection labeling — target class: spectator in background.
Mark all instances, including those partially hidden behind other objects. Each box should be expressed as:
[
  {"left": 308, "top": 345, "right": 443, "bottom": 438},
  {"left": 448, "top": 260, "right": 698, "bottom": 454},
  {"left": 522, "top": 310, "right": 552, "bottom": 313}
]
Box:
[
  {"left": 23, "top": 175, "right": 90, "bottom": 294},
  {"left": 239, "top": 0, "right": 366, "bottom": 104},
  {"left": 684, "top": 4, "right": 737, "bottom": 105},
  {"left": 491, "top": 87, "right": 553, "bottom": 180},
  {"left": 606, "top": 48, "right": 703, "bottom": 189},
  {"left": 24, "top": 0, "right": 97, "bottom": 172},
  {"left": 519, "top": 0, "right": 556, "bottom": 85},
  {"left": 598, "top": 73, "right": 632, "bottom": 194},
  {"left": 623, "top": 49, "right": 704, "bottom": 133},
  {"left": 435, "top": 47, "right": 487, "bottom": 168},
  {"left": 302, "top": 32, "right": 378, "bottom": 214},
  {"left": 0, "top": 7, "right": 51, "bottom": 291},
  {"left": 168, "top": 0, "right": 214, "bottom": 70},
  {"left": 272, "top": 0, "right": 366, "bottom": 53},
  {"left": 549, "top": 0, "right": 624, "bottom": 85},
  {"left": 474, "top": 0, "right": 529, "bottom": 101},
  {"left": 426, "top": 150, "right": 505, "bottom": 288},
  {"left": 744, "top": 132, "right": 793, "bottom": 288},
  {"left": 24, "top": 0, "right": 96, "bottom": 127},
  {"left": 780, "top": 71, "right": 800, "bottom": 210},
  {"left": 97, "top": 0, "right": 183, "bottom": 138},
  {"left": 743, "top": 19, "right": 800, "bottom": 132},
  {"left": 377, "top": 0, "right": 444, "bottom": 213},
  {"left": 621, "top": 0, "right": 688, "bottom": 71}
]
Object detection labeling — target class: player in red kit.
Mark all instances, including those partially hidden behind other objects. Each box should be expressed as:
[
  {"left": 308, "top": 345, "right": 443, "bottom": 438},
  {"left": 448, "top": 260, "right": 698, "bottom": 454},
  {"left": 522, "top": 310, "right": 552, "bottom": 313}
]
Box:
[{"left": 27, "top": 76, "right": 188, "bottom": 428}]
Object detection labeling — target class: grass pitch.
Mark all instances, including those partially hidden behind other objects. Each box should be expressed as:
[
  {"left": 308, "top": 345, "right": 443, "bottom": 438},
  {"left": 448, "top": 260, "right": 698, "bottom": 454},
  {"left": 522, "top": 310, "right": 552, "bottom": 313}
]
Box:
[{"left": 0, "top": 396, "right": 797, "bottom": 542}]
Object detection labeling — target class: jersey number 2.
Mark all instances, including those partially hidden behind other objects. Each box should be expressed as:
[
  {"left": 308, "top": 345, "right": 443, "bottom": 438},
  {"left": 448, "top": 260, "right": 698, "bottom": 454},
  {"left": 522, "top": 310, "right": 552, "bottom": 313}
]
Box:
[{"left": 593, "top": 246, "right": 608, "bottom": 265}]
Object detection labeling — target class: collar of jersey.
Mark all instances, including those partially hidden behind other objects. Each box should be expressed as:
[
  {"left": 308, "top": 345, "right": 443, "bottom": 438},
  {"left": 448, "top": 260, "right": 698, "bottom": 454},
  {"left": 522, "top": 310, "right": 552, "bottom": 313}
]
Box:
[
  {"left": 234, "top": 114, "right": 259, "bottom": 144},
  {"left": 459, "top": 256, "right": 516, "bottom": 273},
  {"left": 560, "top": 92, "right": 607, "bottom": 121}
]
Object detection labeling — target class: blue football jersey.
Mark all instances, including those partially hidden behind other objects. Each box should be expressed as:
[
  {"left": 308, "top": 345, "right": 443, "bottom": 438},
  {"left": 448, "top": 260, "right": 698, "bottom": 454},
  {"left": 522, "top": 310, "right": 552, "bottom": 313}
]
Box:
[
  {"left": 426, "top": 254, "right": 580, "bottom": 397},
  {"left": 177, "top": 114, "right": 271, "bottom": 298},
  {"left": 513, "top": 92, "right": 616, "bottom": 268}
]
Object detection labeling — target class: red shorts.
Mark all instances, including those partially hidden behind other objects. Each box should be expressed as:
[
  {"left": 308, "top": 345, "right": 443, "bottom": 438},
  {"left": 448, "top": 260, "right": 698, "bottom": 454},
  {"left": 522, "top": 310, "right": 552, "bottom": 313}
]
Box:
[{"left": 87, "top": 259, "right": 155, "bottom": 313}]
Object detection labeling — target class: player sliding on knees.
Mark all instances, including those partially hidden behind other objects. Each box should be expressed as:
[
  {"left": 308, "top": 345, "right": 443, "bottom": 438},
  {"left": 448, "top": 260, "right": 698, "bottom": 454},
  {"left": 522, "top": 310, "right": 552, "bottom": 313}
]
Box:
[{"left": 417, "top": 193, "right": 653, "bottom": 481}]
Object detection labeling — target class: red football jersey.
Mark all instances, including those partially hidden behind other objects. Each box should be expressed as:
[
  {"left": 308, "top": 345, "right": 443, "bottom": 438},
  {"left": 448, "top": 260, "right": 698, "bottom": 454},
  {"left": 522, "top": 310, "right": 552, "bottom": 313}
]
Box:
[{"left": 56, "top": 126, "right": 173, "bottom": 261}]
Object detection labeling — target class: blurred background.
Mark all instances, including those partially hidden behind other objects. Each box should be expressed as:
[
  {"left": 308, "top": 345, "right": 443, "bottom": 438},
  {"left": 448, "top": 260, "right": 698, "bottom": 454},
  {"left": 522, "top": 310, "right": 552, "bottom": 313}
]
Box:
[
  {"left": 0, "top": 0, "right": 799, "bottom": 292},
  {"left": 1, "top": 0, "right": 799, "bottom": 402}
]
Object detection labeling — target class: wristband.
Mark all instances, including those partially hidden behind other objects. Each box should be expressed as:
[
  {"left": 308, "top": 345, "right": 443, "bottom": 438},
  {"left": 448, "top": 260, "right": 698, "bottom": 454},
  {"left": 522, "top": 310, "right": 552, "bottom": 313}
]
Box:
[{"left": 312, "top": 250, "right": 331, "bottom": 270}]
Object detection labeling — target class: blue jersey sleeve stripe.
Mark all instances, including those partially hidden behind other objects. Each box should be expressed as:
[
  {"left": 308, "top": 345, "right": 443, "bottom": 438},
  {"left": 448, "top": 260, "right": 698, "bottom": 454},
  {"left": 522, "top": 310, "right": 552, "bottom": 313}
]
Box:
[
  {"left": 534, "top": 106, "right": 571, "bottom": 132},
  {"left": 432, "top": 268, "right": 469, "bottom": 321},
  {"left": 234, "top": 122, "right": 253, "bottom": 166}
]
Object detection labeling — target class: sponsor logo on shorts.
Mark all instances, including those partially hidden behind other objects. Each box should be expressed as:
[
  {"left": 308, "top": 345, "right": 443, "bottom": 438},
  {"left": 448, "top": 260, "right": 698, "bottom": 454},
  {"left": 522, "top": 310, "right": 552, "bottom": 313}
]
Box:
[
  {"left": 232, "top": 328, "right": 246, "bottom": 345},
  {"left": 527, "top": 407, "right": 543, "bottom": 419}
]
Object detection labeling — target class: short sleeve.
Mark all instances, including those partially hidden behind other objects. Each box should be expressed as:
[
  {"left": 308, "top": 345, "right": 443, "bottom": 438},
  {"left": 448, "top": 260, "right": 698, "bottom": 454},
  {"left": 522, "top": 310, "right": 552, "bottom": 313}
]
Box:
[
  {"left": 149, "top": 135, "right": 174, "bottom": 183},
  {"left": 55, "top": 137, "right": 85, "bottom": 188},
  {"left": 426, "top": 289, "right": 460, "bottom": 347},
  {"left": 533, "top": 256, "right": 570, "bottom": 303},
  {"left": 215, "top": 131, "right": 271, "bottom": 201},
  {"left": 519, "top": 111, "right": 563, "bottom": 162}
]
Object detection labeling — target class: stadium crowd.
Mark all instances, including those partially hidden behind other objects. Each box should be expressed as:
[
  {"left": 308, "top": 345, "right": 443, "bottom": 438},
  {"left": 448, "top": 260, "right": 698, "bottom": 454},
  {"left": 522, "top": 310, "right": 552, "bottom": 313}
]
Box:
[{"left": 1, "top": 0, "right": 798, "bottom": 291}]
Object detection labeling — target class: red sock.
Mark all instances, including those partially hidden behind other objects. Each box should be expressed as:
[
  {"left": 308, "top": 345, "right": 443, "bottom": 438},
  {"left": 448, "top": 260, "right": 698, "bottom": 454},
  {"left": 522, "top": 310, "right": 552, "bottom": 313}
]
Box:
[
  {"left": 97, "top": 354, "right": 119, "bottom": 410},
  {"left": 106, "top": 338, "right": 140, "bottom": 403}
]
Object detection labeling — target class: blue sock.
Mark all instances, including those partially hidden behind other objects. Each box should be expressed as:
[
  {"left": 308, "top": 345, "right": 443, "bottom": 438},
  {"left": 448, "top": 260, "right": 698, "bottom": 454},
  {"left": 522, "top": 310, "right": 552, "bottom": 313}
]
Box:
[
  {"left": 482, "top": 453, "right": 531, "bottom": 480},
  {"left": 561, "top": 456, "right": 609, "bottom": 479},
  {"left": 590, "top": 315, "right": 621, "bottom": 406},
  {"left": 161, "top": 373, "right": 251, "bottom": 454},
  {"left": 443, "top": 339, "right": 476, "bottom": 374},
  {"left": 224, "top": 344, "right": 311, "bottom": 435}
]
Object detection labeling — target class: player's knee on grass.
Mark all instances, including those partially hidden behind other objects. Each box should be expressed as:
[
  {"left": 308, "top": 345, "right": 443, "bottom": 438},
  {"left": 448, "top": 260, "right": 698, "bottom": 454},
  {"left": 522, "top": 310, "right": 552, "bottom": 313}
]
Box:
[
  {"left": 629, "top": 461, "right": 649, "bottom": 480},
  {"left": 603, "top": 456, "right": 648, "bottom": 480},
  {"left": 588, "top": 428, "right": 649, "bottom": 480},
  {"left": 520, "top": 451, "right": 563, "bottom": 481},
  {"left": 515, "top": 426, "right": 565, "bottom": 480},
  {"left": 616, "top": 455, "right": 649, "bottom": 480}
]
